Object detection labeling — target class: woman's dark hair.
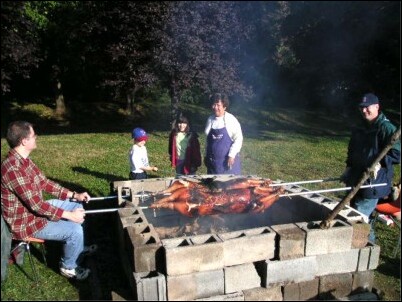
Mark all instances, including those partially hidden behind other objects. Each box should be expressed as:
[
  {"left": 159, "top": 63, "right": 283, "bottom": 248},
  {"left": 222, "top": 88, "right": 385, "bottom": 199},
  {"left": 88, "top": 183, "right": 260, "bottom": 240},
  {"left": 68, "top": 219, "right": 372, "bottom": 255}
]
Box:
[
  {"left": 177, "top": 115, "right": 189, "bottom": 125},
  {"left": 6, "top": 121, "right": 33, "bottom": 148},
  {"left": 210, "top": 93, "right": 229, "bottom": 108},
  {"left": 174, "top": 114, "right": 190, "bottom": 133}
]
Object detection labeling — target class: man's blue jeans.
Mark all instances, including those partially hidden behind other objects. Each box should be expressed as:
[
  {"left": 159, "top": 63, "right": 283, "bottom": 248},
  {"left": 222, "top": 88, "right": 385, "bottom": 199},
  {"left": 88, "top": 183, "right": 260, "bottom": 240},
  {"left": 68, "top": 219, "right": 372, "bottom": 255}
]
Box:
[
  {"left": 33, "top": 199, "right": 84, "bottom": 270},
  {"left": 352, "top": 198, "right": 379, "bottom": 243}
]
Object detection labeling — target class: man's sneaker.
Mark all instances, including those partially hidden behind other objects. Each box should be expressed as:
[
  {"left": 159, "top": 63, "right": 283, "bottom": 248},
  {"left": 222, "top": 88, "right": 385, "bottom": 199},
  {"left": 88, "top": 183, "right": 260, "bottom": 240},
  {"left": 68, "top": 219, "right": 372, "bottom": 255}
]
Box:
[{"left": 60, "top": 266, "right": 90, "bottom": 280}]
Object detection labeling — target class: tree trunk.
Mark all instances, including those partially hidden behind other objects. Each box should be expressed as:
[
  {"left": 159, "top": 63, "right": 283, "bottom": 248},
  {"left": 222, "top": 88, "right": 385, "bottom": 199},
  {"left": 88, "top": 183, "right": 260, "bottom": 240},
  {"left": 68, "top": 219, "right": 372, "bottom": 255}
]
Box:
[
  {"left": 169, "top": 81, "right": 180, "bottom": 129},
  {"left": 54, "top": 80, "right": 66, "bottom": 118},
  {"left": 126, "top": 86, "right": 138, "bottom": 116}
]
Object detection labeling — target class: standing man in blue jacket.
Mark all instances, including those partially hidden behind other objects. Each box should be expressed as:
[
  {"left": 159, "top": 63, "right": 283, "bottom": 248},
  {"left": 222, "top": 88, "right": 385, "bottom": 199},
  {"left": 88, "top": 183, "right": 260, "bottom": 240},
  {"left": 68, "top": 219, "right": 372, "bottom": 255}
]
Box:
[{"left": 341, "top": 93, "right": 400, "bottom": 242}]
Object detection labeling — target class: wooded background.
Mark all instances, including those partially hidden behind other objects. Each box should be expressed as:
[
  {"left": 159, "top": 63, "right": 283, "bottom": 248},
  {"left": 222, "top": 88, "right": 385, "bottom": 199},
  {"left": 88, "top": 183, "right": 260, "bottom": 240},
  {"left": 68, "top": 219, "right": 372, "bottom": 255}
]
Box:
[{"left": 1, "top": 1, "right": 400, "bottom": 128}]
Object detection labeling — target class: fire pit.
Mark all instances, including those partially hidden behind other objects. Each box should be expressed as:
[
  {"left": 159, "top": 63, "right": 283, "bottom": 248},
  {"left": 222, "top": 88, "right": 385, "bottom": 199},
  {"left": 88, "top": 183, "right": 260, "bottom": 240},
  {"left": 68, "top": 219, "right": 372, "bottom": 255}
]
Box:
[{"left": 113, "top": 175, "right": 378, "bottom": 301}]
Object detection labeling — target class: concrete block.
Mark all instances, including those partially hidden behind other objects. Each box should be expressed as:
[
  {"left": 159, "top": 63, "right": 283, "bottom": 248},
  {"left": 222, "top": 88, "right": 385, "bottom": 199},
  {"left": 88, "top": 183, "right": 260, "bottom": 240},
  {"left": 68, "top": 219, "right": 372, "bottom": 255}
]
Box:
[
  {"left": 129, "top": 222, "right": 157, "bottom": 235},
  {"left": 352, "top": 270, "right": 374, "bottom": 294},
  {"left": 119, "top": 210, "right": 148, "bottom": 228},
  {"left": 167, "top": 269, "right": 224, "bottom": 301},
  {"left": 307, "top": 194, "right": 325, "bottom": 203},
  {"left": 271, "top": 223, "right": 305, "bottom": 260},
  {"left": 350, "top": 221, "right": 370, "bottom": 249},
  {"left": 297, "top": 220, "right": 353, "bottom": 256},
  {"left": 114, "top": 178, "right": 173, "bottom": 205},
  {"left": 282, "top": 278, "right": 319, "bottom": 301},
  {"left": 196, "top": 292, "right": 244, "bottom": 301},
  {"left": 133, "top": 271, "right": 167, "bottom": 301},
  {"left": 367, "top": 242, "right": 381, "bottom": 270},
  {"left": 218, "top": 226, "right": 275, "bottom": 266},
  {"left": 126, "top": 226, "right": 162, "bottom": 273},
  {"left": 316, "top": 249, "right": 359, "bottom": 276},
  {"left": 224, "top": 263, "right": 261, "bottom": 293},
  {"left": 357, "top": 245, "right": 370, "bottom": 272},
  {"left": 162, "top": 234, "right": 224, "bottom": 275},
  {"left": 118, "top": 250, "right": 136, "bottom": 298},
  {"left": 318, "top": 273, "right": 353, "bottom": 299},
  {"left": 282, "top": 283, "right": 299, "bottom": 301},
  {"left": 261, "top": 256, "right": 318, "bottom": 286},
  {"left": 338, "top": 207, "right": 369, "bottom": 224},
  {"left": 111, "top": 288, "right": 134, "bottom": 301},
  {"left": 320, "top": 203, "right": 368, "bottom": 224},
  {"left": 243, "top": 286, "right": 283, "bottom": 301}
]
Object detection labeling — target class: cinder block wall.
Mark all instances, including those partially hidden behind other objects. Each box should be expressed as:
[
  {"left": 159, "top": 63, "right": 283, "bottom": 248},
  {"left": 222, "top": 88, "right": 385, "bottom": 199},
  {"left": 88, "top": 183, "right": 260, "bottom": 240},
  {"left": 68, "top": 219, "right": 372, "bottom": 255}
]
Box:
[{"left": 114, "top": 177, "right": 376, "bottom": 301}]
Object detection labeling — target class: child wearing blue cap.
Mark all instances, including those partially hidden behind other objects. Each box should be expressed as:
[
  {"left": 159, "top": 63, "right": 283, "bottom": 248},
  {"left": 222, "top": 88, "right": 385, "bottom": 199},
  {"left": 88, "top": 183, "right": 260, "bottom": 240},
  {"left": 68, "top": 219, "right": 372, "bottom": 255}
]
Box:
[{"left": 129, "top": 127, "right": 158, "bottom": 180}]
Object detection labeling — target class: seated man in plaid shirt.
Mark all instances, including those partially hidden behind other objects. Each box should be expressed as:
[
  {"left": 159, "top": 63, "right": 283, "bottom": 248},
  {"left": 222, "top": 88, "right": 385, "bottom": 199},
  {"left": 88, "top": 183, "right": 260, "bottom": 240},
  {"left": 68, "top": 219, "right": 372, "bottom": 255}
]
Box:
[{"left": 1, "top": 121, "right": 95, "bottom": 280}]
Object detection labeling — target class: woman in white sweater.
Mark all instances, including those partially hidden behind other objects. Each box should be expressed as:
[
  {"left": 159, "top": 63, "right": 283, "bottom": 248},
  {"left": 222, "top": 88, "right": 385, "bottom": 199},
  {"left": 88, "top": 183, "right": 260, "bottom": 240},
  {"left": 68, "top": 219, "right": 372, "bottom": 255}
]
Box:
[{"left": 204, "top": 93, "right": 243, "bottom": 175}]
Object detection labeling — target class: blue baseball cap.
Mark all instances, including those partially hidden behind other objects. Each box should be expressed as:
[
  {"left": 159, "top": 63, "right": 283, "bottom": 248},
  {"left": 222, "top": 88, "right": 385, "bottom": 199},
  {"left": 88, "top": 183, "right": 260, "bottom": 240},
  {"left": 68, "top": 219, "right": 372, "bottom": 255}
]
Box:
[
  {"left": 359, "top": 93, "right": 379, "bottom": 107},
  {"left": 132, "top": 127, "right": 148, "bottom": 142}
]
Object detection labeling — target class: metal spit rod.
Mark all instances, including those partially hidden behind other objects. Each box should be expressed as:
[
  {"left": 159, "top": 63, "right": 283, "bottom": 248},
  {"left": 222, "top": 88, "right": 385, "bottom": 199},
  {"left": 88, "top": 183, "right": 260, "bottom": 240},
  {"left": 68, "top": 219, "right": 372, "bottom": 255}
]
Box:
[
  {"left": 85, "top": 207, "right": 149, "bottom": 214},
  {"left": 88, "top": 192, "right": 171, "bottom": 201},
  {"left": 279, "top": 182, "right": 387, "bottom": 197},
  {"left": 269, "top": 177, "right": 340, "bottom": 187},
  {"left": 84, "top": 183, "right": 387, "bottom": 214},
  {"left": 87, "top": 178, "right": 339, "bottom": 201}
]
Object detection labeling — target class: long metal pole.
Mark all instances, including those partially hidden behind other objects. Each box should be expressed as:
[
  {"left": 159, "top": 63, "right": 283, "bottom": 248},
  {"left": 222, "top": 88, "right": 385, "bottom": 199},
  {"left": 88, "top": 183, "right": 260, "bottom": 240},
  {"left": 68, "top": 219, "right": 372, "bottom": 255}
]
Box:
[
  {"left": 89, "top": 195, "right": 128, "bottom": 201},
  {"left": 270, "top": 177, "right": 340, "bottom": 187},
  {"left": 85, "top": 206, "right": 149, "bottom": 214},
  {"left": 88, "top": 193, "right": 171, "bottom": 201},
  {"left": 87, "top": 180, "right": 339, "bottom": 201},
  {"left": 279, "top": 183, "right": 387, "bottom": 197}
]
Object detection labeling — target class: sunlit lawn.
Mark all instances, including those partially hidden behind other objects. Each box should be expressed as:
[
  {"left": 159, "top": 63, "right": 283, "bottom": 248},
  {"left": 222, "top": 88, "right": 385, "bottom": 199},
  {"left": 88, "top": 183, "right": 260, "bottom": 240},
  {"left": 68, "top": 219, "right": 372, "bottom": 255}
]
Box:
[{"left": 1, "top": 104, "right": 400, "bottom": 300}]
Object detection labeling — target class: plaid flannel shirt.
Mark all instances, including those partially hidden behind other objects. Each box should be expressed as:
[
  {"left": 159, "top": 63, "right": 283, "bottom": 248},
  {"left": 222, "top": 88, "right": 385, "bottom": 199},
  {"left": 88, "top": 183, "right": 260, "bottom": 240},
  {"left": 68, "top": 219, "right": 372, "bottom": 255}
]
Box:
[{"left": 1, "top": 149, "right": 69, "bottom": 240}]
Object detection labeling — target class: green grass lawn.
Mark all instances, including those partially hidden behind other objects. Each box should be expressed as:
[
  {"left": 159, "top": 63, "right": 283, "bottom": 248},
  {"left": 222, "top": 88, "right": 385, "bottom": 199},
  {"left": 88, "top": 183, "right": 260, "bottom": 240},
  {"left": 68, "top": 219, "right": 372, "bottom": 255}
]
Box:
[{"left": 1, "top": 102, "right": 400, "bottom": 300}]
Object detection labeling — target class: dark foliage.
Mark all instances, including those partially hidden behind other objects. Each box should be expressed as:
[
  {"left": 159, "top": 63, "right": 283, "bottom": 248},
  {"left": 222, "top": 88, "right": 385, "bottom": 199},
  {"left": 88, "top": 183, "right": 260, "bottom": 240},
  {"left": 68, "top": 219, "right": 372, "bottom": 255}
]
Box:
[
  {"left": 1, "top": 1, "right": 400, "bottom": 118},
  {"left": 1, "top": 1, "right": 42, "bottom": 95}
]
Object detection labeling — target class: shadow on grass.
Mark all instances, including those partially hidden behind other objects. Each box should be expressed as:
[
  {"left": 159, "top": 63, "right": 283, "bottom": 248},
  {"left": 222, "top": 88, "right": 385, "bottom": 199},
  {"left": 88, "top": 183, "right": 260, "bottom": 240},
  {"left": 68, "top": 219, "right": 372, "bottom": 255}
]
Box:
[
  {"left": 47, "top": 177, "right": 96, "bottom": 197},
  {"left": 2, "top": 100, "right": 399, "bottom": 148},
  {"left": 376, "top": 256, "right": 401, "bottom": 279},
  {"left": 72, "top": 167, "right": 126, "bottom": 184}
]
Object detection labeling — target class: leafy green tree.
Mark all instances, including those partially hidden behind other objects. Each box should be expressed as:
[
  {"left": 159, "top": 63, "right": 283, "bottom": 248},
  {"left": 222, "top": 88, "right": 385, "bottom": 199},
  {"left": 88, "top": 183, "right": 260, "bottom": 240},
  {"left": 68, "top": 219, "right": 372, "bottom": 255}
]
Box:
[
  {"left": 2, "top": 1, "right": 399, "bottom": 120},
  {"left": 153, "top": 1, "right": 253, "bottom": 123},
  {"left": 78, "top": 2, "right": 254, "bottom": 124},
  {"left": 1, "top": 1, "right": 42, "bottom": 95},
  {"left": 75, "top": 1, "right": 166, "bottom": 115}
]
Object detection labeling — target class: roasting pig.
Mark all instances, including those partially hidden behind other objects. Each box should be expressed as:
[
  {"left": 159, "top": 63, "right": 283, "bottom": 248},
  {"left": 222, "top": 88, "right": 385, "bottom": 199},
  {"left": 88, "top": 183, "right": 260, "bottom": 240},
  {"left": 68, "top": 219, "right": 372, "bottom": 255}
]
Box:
[{"left": 149, "top": 177, "right": 285, "bottom": 217}]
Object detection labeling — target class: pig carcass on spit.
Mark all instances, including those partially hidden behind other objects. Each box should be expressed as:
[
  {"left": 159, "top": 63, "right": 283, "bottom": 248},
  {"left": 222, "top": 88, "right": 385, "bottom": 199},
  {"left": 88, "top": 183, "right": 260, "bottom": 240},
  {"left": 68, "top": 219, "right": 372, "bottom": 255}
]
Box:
[{"left": 149, "top": 177, "right": 285, "bottom": 217}]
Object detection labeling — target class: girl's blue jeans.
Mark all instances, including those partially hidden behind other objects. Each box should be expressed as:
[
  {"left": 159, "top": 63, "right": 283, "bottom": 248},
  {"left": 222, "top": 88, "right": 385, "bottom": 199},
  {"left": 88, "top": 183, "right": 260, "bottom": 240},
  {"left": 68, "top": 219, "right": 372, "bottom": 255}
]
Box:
[{"left": 33, "top": 199, "right": 84, "bottom": 270}]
